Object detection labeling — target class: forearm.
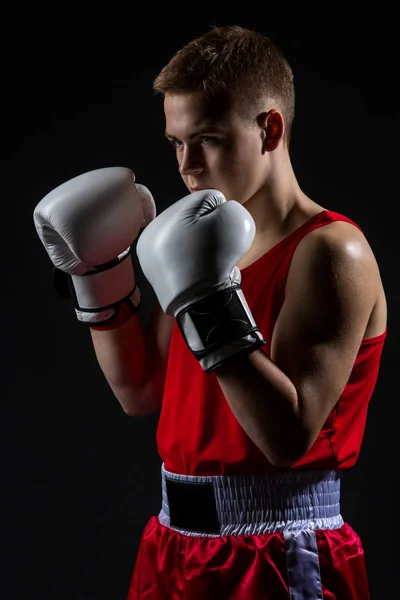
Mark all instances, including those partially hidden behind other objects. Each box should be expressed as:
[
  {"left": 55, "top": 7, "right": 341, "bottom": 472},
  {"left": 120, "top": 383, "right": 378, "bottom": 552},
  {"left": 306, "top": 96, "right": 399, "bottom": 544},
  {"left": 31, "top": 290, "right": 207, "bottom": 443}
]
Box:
[
  {"left": 214, "top": 349, "right": 305, "bottom": 467},
  {"left": 90, "top": 313, "right": 147, "bottom": 412}
]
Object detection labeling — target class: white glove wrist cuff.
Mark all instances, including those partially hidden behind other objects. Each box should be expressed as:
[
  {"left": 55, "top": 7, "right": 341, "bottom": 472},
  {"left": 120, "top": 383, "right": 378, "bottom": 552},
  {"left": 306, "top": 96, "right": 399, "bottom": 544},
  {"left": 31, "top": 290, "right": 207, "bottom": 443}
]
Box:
[
  {"left": 71, "top": 252, "right": 136, "bottom": 308},
  {"left": 70, "top": 252, "right": 140, "bottom": 324}
]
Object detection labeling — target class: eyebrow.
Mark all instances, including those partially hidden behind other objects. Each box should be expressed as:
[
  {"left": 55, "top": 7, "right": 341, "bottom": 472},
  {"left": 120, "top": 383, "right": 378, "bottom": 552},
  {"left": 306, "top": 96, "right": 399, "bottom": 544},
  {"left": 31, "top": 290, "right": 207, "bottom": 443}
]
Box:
[{"left": 164, "top": 125, "right": 222, "bottom": 140}]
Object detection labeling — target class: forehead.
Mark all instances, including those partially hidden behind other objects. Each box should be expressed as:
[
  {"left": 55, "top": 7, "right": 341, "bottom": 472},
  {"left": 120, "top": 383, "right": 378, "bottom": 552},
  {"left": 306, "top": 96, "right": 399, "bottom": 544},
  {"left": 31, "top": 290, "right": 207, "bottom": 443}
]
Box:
[{"left": 164, "top": 92, "right": 236, "bottom": 137}]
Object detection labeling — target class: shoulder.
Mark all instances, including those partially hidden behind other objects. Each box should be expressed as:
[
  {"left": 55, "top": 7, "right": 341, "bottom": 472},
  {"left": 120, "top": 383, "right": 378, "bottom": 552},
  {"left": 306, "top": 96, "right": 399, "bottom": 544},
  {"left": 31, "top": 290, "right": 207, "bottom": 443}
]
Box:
[
  {"left": 294, "top": 218, "right": 379, "bottom": 274},
  {"left": 287, "top": 218, "right": 382, "bottom": 306}
]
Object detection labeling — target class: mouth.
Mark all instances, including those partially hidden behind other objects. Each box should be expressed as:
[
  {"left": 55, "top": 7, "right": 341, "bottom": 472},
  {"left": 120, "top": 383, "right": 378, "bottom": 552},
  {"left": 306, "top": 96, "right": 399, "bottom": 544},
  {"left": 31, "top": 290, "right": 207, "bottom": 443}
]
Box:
[{"left": 189, "top": 186, "right": 206, "bottom": 192}]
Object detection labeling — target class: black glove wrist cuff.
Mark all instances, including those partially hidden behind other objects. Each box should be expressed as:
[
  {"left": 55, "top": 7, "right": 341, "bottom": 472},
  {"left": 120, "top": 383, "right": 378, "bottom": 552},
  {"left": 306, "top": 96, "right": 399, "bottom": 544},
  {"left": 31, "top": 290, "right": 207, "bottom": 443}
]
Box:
[{"left": 176, "top": 285, "right": 266, "bottom": 361}]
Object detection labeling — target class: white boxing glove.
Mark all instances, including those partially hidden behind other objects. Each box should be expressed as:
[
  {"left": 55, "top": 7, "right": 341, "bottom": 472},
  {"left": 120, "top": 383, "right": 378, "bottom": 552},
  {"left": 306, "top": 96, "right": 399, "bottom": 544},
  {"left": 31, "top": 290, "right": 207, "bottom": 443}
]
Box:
[
  {"left": 33, "top": 166, "right": 156, "bottom": 326},
  {"left": 136, "top": 189, "right": 266, "bottom": 372}
]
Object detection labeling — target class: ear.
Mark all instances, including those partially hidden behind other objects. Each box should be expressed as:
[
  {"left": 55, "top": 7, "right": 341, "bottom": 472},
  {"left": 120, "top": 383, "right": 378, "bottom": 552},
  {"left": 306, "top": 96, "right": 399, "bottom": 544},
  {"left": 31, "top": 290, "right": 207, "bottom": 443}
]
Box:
[{"left": 257, "top": 110, "right": 284, "bottom": 152}]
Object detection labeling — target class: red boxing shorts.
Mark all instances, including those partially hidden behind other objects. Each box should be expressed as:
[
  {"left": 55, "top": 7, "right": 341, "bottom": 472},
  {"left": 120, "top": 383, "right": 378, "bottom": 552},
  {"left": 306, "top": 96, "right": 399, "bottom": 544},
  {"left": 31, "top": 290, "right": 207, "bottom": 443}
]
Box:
[{"left": 127, "top": 464, "right": 370, "bottom": 599}]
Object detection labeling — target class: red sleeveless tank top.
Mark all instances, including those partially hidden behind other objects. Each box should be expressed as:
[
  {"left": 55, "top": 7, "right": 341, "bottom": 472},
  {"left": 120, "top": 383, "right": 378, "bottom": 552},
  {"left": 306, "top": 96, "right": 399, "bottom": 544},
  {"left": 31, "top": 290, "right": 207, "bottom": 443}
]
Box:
[{"left": 156, "top": 210, "right": 386, "bottom": 476}]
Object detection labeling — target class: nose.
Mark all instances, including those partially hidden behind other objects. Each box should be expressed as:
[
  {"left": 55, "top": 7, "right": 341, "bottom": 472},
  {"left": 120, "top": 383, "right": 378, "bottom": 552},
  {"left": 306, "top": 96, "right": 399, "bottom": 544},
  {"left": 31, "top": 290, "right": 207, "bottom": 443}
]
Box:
[{"left": 178, "top": 145, "right": 204, "bottom": 176}]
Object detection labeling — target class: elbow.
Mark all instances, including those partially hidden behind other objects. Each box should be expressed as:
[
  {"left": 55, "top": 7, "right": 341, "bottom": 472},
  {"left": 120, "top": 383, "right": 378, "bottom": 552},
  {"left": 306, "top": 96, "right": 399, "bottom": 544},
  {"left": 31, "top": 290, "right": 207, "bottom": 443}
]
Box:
[
  {"left": 110, "top": 383, "right": 162, "bottom": 417},
  {"left": 120, "top": 394, "right": 162, "bottom": 417},
  {"left": 123, "top": 404, "right": 161, "bottom": 418},
  {"left": 121, "top": 403, "right": 144, "bottom": 417},
  {"left": 265, "top": 450, "right": 301, "bottom": 469},
  {"left": 263, "top": 430, "right": 315, "bottom": 468},
  {"left": 267, "top": 453, "right": 302, "bottom": 469}
]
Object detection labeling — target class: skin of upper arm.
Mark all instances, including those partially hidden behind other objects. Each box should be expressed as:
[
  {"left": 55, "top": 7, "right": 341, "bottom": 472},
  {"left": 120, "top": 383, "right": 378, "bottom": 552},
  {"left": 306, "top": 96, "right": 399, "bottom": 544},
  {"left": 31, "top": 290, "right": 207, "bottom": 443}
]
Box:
[{"left": 269, "top": 222, "right": 381, "bottom": 445}]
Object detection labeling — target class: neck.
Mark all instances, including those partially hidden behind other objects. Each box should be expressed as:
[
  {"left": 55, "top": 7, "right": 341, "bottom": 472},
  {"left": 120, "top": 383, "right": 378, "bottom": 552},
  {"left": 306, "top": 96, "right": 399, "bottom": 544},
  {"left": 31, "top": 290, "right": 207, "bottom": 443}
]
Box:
[{"left": 243, "top": 152, "right": 307, "bottom": 238}]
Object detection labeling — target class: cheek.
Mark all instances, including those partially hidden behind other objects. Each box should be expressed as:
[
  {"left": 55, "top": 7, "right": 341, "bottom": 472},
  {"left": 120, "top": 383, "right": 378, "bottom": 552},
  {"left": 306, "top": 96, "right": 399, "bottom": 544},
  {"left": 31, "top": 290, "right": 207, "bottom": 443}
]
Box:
[
  {"left": 176, "top": 150, "right": 183, "bottom": 167},
  {"left": 226, "top": 135, "right": 259, "bottom": 164},
  {"left": 215, "top": 143, "right": 263, "bottom": 199},
  {"left": 221, "top": 143, "right": 260, "bottom": 178}
]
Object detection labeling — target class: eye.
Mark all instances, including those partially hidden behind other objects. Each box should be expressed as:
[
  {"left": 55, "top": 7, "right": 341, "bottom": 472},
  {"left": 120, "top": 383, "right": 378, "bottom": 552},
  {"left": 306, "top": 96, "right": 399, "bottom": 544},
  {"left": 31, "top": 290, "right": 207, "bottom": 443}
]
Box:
[
  {"left": 167, "top": 138, "right": 182, "bottom": 149},
  {"left": 201, "top": 136, "right": 214, "bottom": 144}
]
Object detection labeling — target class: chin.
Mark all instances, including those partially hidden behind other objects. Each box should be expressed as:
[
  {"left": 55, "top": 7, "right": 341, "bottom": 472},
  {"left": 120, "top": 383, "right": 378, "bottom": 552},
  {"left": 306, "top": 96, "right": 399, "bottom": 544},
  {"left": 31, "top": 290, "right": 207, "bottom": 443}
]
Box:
[{"left": 220, "top": 189, "right": 247, "bottom": 204}]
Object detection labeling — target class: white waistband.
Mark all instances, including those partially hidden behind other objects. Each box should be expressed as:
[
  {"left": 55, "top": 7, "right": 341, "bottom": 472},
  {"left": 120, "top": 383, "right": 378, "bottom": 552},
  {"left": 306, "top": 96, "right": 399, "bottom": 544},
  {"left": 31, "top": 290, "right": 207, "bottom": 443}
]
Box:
[{"left": 159, "top": 463, "right": 344, "bottom": 537}]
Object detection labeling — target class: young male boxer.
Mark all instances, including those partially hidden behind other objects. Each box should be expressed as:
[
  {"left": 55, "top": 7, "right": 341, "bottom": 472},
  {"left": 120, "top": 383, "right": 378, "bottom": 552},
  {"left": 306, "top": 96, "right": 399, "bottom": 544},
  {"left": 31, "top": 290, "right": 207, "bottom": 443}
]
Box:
[{"left": 34, "top": 25, "right": 387, "bottom": 599}]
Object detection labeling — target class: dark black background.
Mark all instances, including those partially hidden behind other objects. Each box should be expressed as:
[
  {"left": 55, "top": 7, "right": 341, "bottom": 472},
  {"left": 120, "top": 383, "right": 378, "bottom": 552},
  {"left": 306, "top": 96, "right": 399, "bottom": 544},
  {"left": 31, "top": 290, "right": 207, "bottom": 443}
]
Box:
[{"left": 2, "top": 4, "right": 397, "bottom": 598}]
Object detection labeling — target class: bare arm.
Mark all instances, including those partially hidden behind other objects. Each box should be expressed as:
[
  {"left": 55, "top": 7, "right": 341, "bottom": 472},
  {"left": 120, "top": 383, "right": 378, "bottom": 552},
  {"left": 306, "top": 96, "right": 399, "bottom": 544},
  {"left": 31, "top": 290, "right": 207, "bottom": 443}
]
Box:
[
  {"left": 215, "top": 222, "right": 385, "bottom": 466},
  {"left": 90, "top": 300, "right": 175, "bottom": 416}
]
